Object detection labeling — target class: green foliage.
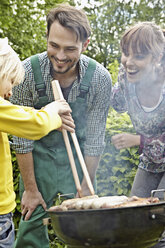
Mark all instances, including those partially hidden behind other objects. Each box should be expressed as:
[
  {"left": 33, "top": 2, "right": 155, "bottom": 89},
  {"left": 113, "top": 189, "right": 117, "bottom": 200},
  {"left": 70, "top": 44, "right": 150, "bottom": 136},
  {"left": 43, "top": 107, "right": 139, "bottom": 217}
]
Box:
[
  {"left": 50, "top": 237, "right": 67, "bottom": 248},
  {"left": 107, "top": 60, "right": 119, "bottom": 85},
  {"left": 0, "top": 0, "right": 68, "bottom": 60},
  {"left": 96, "top": 109, "right": 139, "bottom": 197},
  {"left": 81, "top": 0, "right": 165, "bottom": 67},
  {"left": 49, "top": 227, "right": 67, "bottom": 248}
]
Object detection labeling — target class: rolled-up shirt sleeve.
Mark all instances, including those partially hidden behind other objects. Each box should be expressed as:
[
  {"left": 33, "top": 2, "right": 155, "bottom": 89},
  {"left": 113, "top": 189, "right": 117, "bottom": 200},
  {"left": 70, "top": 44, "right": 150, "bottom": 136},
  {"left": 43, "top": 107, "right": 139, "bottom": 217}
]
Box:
[{"left": 11, "top": 137, "right": 34, "bottom": 153}]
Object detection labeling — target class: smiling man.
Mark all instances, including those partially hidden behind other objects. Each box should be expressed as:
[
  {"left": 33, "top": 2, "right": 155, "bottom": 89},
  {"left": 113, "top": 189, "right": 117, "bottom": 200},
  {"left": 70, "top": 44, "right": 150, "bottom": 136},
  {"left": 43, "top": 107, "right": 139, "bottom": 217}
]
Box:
[
  {"left": 47, "top": 21, "right": 89, "bottom": 76},
  {"left": 10, "top": 4, "right": 112, "bottom": 248}
]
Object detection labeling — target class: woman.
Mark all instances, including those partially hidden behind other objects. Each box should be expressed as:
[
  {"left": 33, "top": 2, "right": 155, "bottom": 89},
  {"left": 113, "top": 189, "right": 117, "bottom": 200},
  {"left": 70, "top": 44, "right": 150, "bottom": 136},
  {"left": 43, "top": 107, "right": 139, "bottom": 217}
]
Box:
[{"left": 111, "top": 22, "right": 165, "bottom": 248}]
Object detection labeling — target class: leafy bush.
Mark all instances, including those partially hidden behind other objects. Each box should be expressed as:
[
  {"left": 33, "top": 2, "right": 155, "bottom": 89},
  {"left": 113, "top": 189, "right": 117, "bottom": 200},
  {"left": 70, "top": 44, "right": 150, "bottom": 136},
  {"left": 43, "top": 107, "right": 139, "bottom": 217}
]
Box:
[{"left": 96, "top": 109, "right": 139, "bottom": 197}]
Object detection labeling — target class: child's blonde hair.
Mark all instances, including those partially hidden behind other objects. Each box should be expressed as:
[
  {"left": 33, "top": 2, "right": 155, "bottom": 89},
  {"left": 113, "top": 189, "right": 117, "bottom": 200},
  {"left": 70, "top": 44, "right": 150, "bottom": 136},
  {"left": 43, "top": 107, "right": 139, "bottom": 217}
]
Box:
[{"left": 0, "top": 37, "right": 24, "bottom": 86}]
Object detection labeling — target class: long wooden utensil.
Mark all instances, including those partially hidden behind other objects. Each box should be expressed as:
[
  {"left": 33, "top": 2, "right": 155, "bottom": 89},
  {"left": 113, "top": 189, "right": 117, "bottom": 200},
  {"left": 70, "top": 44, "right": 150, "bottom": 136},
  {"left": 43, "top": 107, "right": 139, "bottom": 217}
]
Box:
[
  {"left": 51, "top": 81, "right": 82, "bottom": 197},
  {"left": 51, "top": 80, "right": 95, "bottom": 196}
]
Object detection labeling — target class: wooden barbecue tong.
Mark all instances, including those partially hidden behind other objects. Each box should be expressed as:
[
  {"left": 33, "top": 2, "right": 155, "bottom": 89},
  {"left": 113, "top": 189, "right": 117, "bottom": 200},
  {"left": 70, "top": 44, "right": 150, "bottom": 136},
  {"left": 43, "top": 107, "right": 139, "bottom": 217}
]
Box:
[{"left": 51, "top": 80, "right": 95, "bottom": 197}]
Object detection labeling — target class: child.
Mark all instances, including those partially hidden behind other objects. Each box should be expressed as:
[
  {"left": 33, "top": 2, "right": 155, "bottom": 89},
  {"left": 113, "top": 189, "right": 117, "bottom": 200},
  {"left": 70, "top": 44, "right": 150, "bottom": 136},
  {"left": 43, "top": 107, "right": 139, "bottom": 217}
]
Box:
[{"left": 0, "top": 37, "right": 74, "bottom": 248}]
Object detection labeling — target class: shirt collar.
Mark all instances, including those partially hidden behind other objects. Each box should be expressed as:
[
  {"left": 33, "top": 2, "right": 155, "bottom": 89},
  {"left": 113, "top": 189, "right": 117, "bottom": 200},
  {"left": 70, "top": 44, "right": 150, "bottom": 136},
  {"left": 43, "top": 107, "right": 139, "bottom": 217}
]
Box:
[{"left": 47, "top": 53, "right": 88, "bottom": 85}]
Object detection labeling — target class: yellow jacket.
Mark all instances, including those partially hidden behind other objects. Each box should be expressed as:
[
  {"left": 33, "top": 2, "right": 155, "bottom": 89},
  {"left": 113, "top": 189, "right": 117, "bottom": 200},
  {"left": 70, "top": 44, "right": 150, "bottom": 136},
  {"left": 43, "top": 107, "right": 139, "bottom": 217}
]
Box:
[{"left": 0, "top": 97, "right": 62, "bottom": 214}]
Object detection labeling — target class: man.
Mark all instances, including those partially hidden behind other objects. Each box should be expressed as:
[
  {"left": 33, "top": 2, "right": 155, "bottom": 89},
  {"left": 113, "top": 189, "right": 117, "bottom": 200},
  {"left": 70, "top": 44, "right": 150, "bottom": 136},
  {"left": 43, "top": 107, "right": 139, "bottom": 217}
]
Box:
[
  {"left": 11, "top": 4, "right": 112, "bottom": 247},
  {"left": 0, "top": 37, "right": 74, "bottom": 248}
]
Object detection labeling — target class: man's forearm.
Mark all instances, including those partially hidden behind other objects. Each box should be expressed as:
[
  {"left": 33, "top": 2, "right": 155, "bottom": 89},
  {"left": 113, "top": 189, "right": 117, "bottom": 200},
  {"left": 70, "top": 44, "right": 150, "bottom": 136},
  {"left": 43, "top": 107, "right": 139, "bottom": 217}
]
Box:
[
  {"left": 79, "top": 155, "right": 100, "bottom": 196},
  {"left": 84, "top": 155, "right": 100, "bottom": 183},
  {"left": 16, "top": 152, "right": 38, "bottom": 192}
]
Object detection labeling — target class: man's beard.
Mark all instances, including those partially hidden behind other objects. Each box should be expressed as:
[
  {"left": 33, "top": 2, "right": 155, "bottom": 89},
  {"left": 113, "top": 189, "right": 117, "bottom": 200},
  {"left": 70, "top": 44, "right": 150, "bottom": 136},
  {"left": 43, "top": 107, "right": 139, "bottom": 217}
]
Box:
[
  {"left": 51, "top": 56, "right": 77, "bottom": 75},
  {"left": 53, "top": 65, "right": 74, "bottom": 74}
]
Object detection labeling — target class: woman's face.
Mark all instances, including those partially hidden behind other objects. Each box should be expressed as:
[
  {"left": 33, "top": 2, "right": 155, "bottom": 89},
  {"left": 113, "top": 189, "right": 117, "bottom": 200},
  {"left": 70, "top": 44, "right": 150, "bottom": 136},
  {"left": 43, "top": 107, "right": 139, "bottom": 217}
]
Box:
[
  {"left": 0, "top": 76, "right": 13, "bottom": 99},
  {"left": 121, "top": 46, "right": 155, "bottom": 83}
]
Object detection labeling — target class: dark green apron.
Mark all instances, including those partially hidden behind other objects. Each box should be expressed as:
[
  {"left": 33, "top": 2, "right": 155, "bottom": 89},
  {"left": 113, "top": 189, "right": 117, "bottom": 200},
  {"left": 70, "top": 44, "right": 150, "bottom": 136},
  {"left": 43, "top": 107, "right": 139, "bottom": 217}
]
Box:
[
  {"left": 32, "top": 96, "right": 87, "bottom": 204},
  {"left": 15, "top": 56, "right": 96, "bottom": 248}
]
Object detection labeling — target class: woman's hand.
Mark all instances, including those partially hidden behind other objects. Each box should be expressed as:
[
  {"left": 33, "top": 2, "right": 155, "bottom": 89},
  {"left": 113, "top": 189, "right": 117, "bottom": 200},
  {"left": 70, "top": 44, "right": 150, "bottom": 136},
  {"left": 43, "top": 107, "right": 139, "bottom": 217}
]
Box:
[{"left": 111, "top": 133, "right": 140, "bottom": 150}]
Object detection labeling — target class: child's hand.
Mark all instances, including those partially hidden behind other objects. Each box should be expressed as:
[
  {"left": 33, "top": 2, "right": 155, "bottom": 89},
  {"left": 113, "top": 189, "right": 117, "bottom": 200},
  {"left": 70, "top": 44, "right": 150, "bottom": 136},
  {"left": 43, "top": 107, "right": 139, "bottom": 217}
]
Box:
[
  {"left": 45, "top": 99, "right": 72, "bottom": 115},
  {"left": 43, "top": 100, "right": 75, "bottom": 132}
]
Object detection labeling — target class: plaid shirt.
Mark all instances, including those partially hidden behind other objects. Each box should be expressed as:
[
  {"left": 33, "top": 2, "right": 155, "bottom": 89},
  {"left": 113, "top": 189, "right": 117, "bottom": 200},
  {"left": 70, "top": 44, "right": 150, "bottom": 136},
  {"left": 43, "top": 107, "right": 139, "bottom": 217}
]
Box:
[{"left": 11, "top": 52, "right": 112, "bottom": 156}]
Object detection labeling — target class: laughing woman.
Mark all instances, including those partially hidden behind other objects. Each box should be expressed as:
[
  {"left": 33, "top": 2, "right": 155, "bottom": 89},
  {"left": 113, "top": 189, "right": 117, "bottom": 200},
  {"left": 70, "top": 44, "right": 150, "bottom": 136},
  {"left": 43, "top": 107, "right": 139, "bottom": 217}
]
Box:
[{"left": 110, "top": 22, "right": 165, "bottom": 248}]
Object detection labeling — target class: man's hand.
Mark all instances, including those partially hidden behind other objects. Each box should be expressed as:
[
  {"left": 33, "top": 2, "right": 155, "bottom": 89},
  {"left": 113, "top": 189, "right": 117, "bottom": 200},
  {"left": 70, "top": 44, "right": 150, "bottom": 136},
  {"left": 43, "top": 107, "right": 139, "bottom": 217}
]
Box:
[
  {"left": 111, "top": 133, "right": 140, "bottom": 150},
  {"left": 21, "top": 190, "right": 47, "bottom": 221},
  {"left": 16, "top": 153, "right": 46, "bottom": 221}
]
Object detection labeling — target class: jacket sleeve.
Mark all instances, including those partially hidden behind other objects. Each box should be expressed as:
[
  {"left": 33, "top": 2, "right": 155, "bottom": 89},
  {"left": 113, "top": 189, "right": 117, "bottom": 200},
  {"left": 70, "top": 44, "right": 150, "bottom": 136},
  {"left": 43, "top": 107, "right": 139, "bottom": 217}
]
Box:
[{"left": 0, "top": 97, "right": 62, "bottom": 140}]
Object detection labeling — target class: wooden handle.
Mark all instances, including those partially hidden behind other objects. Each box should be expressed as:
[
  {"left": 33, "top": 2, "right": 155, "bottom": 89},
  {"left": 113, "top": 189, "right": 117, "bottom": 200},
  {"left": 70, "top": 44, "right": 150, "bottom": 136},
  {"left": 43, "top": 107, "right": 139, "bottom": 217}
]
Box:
[
  {"left": 51, "top": 80, "right": 95, "bottom": 196},
  {"left": 71, "top": 132, "right": 95, "bottom": 195},
  {"left": 51, "top": 80, "right": 82, "bottom": 197}
]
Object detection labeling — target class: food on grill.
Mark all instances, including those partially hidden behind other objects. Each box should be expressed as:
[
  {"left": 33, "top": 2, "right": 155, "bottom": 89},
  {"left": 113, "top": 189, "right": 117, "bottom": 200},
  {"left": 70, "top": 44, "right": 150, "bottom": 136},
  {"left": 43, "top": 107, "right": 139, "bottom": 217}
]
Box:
[
  {"left": 75, "top": 195, "right": 128, "bottom": 210},
  {"left": 48, "top": 205, "right": 68, "bottom": 212},
  {"left": 49, "top": 195, "right": 99, "bottom": 212},
  {"left": 61, "top": 195, "right": 99, "bottom": 208},
  {"left": 48, "top": 195, "right": 160, "bottom": 212},
  {"left": 102, "top": 195, "right": 159, "bottom": 208},
  {"left": 92, "top": 195, "right": 128, "bottom": 209}
]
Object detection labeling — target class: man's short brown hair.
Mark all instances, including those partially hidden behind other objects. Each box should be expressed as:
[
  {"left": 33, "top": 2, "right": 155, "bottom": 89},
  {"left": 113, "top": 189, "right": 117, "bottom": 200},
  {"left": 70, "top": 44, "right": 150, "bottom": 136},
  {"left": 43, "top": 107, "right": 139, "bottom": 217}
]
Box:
[{"left": 47, "top": 4, "right": 91, "bottom": 42}]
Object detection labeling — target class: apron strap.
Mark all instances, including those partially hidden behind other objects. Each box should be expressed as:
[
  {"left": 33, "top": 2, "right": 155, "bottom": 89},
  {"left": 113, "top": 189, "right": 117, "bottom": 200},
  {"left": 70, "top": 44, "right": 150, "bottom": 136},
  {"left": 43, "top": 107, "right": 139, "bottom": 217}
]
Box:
[
  {"left": 79, "top": 58, "right": 96, "bottom": 98},
  {"left": 30, "top": 55, "right": 49, "bottom": 109},
  {"left": 31, "top": 55, "right": 96, "bottom": 105}
]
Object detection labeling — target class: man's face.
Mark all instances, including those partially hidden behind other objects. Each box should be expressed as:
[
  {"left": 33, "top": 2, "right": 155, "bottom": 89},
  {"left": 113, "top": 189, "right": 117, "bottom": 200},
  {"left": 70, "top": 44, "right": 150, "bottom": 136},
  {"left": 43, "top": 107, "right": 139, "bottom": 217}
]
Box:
[{"left": 47, "top": 21, "right": 89, "bottom": 75}]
